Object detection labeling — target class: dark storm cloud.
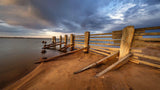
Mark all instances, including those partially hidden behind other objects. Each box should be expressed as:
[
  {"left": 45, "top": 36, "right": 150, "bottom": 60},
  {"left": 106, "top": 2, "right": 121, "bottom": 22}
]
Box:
[
  {"left": 0, "top": 0, "right": 160, "bottom": 36},
  {"left": 30, "top": 0, "right": 105, "bottom": 32}
]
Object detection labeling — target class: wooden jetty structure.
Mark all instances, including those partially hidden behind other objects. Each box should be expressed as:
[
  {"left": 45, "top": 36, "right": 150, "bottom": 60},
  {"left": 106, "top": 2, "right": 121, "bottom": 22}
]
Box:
[
  {"left": 5, "top": 26, "right": 160, "bottom": 90},
  {"left": 40, "top": 26, "right": 160, "bottom": 77}
]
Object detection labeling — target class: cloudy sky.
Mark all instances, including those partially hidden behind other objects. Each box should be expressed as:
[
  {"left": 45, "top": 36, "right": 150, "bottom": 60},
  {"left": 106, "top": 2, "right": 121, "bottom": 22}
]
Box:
[{"left": 0, "top": 0, "right": 160, "bottom": 38}]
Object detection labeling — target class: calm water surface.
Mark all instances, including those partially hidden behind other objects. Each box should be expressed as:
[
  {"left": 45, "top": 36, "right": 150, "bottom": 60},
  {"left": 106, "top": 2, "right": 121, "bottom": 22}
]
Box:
[{"left": 0, "top": 38, "right": 62, "bottom": 88}]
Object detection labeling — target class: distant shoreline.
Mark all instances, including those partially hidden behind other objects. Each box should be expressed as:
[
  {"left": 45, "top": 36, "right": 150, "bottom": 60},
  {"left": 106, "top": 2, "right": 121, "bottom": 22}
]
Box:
[{"left": 0, "top": 37, "right": 50, "bottom": 39}]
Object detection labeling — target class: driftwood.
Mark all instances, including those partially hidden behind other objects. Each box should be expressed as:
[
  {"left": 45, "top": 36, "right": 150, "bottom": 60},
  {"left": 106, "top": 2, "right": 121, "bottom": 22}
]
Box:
[
  {"left": 35, "top": 48, "right": 85, "bottom": 64},
  {"left": 74, "top": 51, "right": 119, "bottom": 74}
]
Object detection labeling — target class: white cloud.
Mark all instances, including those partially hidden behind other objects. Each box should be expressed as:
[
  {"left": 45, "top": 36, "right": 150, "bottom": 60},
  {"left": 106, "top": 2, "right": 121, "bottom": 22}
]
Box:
[
  {"left": 107, "top": 3, "right": 136, "bottom": 20},
  {"left": 141, "top": 4, "right": 148, "bottom": 7}
]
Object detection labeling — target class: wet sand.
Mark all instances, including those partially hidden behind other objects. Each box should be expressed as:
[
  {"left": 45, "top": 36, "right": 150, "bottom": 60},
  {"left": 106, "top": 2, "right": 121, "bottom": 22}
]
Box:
[{"left": 4, "top": 50, "right": 160, "bottom": 90}]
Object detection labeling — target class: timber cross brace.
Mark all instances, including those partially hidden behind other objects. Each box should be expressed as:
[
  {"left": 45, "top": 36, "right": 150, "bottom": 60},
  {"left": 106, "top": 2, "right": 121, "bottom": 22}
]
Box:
[{"left": 38, "top": 25, "right": 160, "bottom": 77}]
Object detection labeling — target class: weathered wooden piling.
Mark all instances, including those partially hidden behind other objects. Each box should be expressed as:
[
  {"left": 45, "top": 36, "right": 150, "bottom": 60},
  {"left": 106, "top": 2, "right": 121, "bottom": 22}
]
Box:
[
  {"left": 119, "top": 26, "right": 135, "bottom": 60},
  {"left": 83, "top": 31, "right": 90, "bottom": 53},
  {"left": 59, "top": 35, "right": 62, "bottom": 50},
  {"left": 53, "top": 36, "right": 56, "bottom": 49},
  {"left": 64, "top": 35, "right": 68, "bottom": 51},
  {"left": 70, "top": 34, "right": 75, "bottom": 51},
  {"left": 52, "top": 36, "right": 55, "bottom": 44}
]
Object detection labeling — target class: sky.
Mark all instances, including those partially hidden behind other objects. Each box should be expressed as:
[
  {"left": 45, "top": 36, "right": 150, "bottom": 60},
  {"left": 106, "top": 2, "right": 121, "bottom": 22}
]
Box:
[{"left": 0, "top": 0, "right": 160, "bottom": 38}]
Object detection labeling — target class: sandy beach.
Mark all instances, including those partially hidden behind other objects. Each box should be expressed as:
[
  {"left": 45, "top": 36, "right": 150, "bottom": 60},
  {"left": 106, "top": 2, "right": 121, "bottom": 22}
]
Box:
[{"left": 4, "top": 49, "right": 160, "bottom": 90}]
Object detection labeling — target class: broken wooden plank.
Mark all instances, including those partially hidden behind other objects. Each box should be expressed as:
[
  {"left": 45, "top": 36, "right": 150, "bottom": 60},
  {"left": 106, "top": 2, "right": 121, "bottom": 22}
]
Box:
[
  {"left": 74, "top": 51, "right": 119, "bottom": 74},
  {"left": 95, "top": 53, "right": 132, "bottom": 77},
  {"left": 35, "top": 48, "right": 86, "bottom": 64}
]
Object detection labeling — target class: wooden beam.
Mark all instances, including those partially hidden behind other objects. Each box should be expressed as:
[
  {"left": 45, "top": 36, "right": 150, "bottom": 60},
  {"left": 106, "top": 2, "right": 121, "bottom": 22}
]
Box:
[
  {"left": 95, "top": 53, "right": 132, "bottom": 77},
  {"left": 74, "top": 51, "right": 119, "bottom": 74},
  {"left": 76, "top": 35, "right": 85, "bottom": 36},
  {"left": 135, "top": 32, "right": 160, "bottom": 36},
  {"left": 83, "top": 31, "right": 90, "bottom": 53},
  {"left": 135, "top": 26, "right": 160, "bottom": 31},
  {"left": 90, "top": 39, "right": 121, "bottom": 42},
  {"left": 133, "top": 53, "right": 160, "bottom": 62},
  {"left": 137, "top": 38, "right": 160, "bottom": 41},
  {"left": 90, "top": 47, "right": 116, "bottom": 53},
  {"left": 75, "top": 41, "right": 84, "bottom": 43},
  {"left": 90, "top": 33, "right": 112, "bottom": 36},
  {"left": 90, "top": 36, "right": 112, "bottom": 38},
  {"left": 112, "top": 30, "right": 122, "bottom": 35},
  {"left": 90, "top": 49, "right": 110, "bottom": 56},
  {"left": 75, "top": 39, "right": 84, "bottom": 41},
  {"left": 35, "top": 48, "right": 86, "bottom": 64},
  {"left": 130, "top": 49, "right": 142, "bottom": 53},
  {"left": 130, "top": 59, "right": 160, "bottom": 68},
  {"left": 90, "top": 42, "right": 120, "bottom": 46},
  {"left": 90, "top": 45, "right": 119, "bottom": 51},
  {"left": 119, "top": 26, "right": 135, "bottom": 60}
]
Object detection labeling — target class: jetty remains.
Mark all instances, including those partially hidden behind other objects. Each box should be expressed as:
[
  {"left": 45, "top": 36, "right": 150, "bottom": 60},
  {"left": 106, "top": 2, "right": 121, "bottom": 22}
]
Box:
[{"left": 5, "top": 26, "right": 160, "bottom": 90}]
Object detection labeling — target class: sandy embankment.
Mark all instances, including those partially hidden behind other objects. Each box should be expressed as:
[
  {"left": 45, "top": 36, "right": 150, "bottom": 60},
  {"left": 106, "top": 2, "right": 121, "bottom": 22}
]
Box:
[{"left": 5, "top": 50, "right": 160, "bottom": 90}]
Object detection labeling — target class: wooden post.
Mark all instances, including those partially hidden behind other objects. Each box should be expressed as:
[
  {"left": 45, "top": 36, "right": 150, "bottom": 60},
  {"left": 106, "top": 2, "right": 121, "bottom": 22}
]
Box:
[
  {"left": 70, "top": 34, "right": 75, "bottom": 51},
  {"left": 64, "top": 35, "right": 68, "bottom": 51},
  {"left": 83, "top": 31, "right": 90, "bottom": 53},
  {"left": 64, "top": 35, "right": 68, "bottom": 46},
  {"left": 59, "top": 35, "right": 62, "bottom": 50},
  {"left": 119, "top": 26, "right": 135, "bottom": 60},
  {"left": 52, "top": 36, "right": 55, "bottom": 44},
  {"left": 53, "top": 36, "right": 56, "bottom": 49}
]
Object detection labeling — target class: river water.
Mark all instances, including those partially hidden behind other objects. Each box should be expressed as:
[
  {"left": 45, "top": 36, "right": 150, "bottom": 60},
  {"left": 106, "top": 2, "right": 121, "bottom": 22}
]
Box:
[{"left": 0, "top": 38, "right": 62, "bottom": 88}]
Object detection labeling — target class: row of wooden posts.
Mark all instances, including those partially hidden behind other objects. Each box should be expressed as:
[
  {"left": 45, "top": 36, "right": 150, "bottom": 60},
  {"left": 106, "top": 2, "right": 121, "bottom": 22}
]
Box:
[
  {"left": 45, "top": 32, "right": 90, "bottom": 53},
  {"left": 44, "top": 26, "right": 137, "bottom": 58}
]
